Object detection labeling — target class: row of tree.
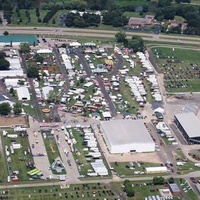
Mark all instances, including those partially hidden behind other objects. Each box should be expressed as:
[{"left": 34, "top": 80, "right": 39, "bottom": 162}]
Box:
[
  {"left": 65, "top": 13, "right": 101, "bottom": 28},
  {"left": 0, "top": 51, "right": 10, "bottom": 70},
  {"left": 115, "top": 31, "right": 145, "bottom": 53},
  {"left": 0, "top": 102, "right": 22, "bottom": 116}
]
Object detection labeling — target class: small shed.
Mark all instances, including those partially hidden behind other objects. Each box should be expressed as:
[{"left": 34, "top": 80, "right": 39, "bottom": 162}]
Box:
[{"left": 169, "top": 183, "right": 181, "bottom": 196}]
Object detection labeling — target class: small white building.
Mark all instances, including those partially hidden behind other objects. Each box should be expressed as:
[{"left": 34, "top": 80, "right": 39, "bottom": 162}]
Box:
[
  {"left": 37, "top": 49, "right": 52, "bottom": 54},
  {"left": 42, "top": 86, "right": 54, "bottom": 100},
  {"left": 145, "top": 166, "right": 168, "bottom": 174},
  {"left": 16, "top": 87, "right": 30, "bottom": 101}
]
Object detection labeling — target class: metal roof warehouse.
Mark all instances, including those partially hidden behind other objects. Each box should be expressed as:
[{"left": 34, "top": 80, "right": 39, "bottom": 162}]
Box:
[
  {"left": 100, "top": 119, "right": 155, "bottom": 154},
  {"left": 174, "top": 112, "right": 200, "bottom": 144}
]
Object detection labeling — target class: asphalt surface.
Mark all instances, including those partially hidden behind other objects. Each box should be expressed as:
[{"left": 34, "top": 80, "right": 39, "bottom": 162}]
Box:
[
  {"left": 20, "top": 52, "right": 43, "bottom": 122},
  {"left": 2, "top": 26, "right": 200, "bottom": 45}
]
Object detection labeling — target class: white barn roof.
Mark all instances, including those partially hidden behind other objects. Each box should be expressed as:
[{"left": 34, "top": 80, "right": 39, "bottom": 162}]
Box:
[
  {"left": 16, "top": 87, "right": 30, "bottom": 101},
  {"left": 37, "top": 49, "right": 52, "bottom": 54},
  {"left": 175, "top": 112, "right": 200, "bottom": 138},
  {"left": 100, "top": 119, "right": 155, "bottom": 153}
]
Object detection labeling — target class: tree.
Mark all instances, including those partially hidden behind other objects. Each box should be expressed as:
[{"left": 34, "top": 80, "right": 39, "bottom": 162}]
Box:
[
  {"left": 168, "top": 177, "right": 174, "bottom": 184},
  {"left": 27, "top": 66, "right": 39, "bottom": 78},
  {"left": 9, "top": 87, "right": 14, "bottom": 94},
  {"left": 3, "top": 31, "right": 9, "bottom": 36},
  {"left": 123, "top": 180, "right": 134, "bottom": 197},
  {"left": 0, "top": 59, "right": 10, "bottom": 70},
  {"left": 52, "top": 18, "right": 56, "bottom": 24},
  {"left": 47, "top": 90, "right": 60, "bottom": 104},
  {"left": 153, "top": 176, "right": 165, "bottom": 185},
  {"left": 35, "top": 54, "right": 44, "bottom": 63},
  {"left": 20, "top": 43, "right": 31, "bottom": 53},
  {"left": 115, "top": 31, "right": 127, "bottom": 43},
  {"left": 0, "top": 51, "right": 6, "bottom": 59},
  {"left": 0, "top": 102, "right": 11, "bottom": 115},
  {"left": 13, "top": 103, "right": 22, "bottom": 115},
  {"left": 128, "top": 36, "right": 145, "bottom": 53}
]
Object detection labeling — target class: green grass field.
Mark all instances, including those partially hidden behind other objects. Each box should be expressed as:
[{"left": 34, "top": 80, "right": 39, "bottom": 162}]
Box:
[
  {"left": 115, "top": 0, "right": 148, "bottom": 6},
  {"left": 110, "top": 162, "right": 162, "bottom": 177},
  {"left": 11, "top": 9, "right": 50, "bottom": 26},
  {"left": 151, "top": 47, "right": 200, "bottom": 92},
  {"left": 0, "top": 183, "right": 119, "bottom": 200},
  {"left": 42, "top": 131, "right": 65, "bottom": 174},
  {"left": 1, "top": 129, "right": 34, "bottom": 181}
]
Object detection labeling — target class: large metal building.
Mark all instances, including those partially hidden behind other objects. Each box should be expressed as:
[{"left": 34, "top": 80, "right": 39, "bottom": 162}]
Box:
[
  {"left": 100, "top": 119, "right": 155, "bottom": 154},
  {"left": 174, "top": 112, "right": 200, "bottom": 144}
]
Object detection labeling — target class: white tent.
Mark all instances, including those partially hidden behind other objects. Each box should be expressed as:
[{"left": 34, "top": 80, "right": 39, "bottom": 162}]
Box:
[
  {"left": 69, "top": 42, "right": 81, "bottom": 47},
  {"left": 37, "top": 49, "right": 52, "bottom": 54}
]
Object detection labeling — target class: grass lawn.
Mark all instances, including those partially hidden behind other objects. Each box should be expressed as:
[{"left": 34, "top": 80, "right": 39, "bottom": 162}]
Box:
[
  {"left": 0, "top": 183, "right": 119, "bottom": 200},
  {"left": 120, "top": 81, "right": 138, "bottom": 114},
  {"left": 42, "top": 131, "right": 65, "bottom": 174},
  {"left": 178, "top": 178, "right": 198, "bottom": 200},
  {"left": 110, "top": 162, "right": 162, "bottom": 177},
  {"left": 11, "top": 9, "right": 50, "bottom": 26},
  {"left": 115, "top": 0, "right": 148, "bottom": 6},
  {"left": 174, "top": 149, "right": 199, "bottom": 174},
  {"left": 122, "top": 11, "right": 141, "bottom": 18},
  {"left": 70, "top": 128, "right": 94, "bottom": 176},
  {"left": 111, "top": 180, "right": 165, "bottom": 200},
  {"left": 151, "top": 47, "right": 200, "bottom": 92},
  {"left": 0, "top": 148, "right": 8, "bottom": 182},
  {"left": 1, "top": 129, "right": 34, "bottom": 181}
]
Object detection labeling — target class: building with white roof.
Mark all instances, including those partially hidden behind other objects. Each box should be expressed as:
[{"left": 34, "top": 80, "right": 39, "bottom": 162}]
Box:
[
  {"left": 174, "top": 112, "right": 200, "bottom": 144},
  {"left": 100, "top": 119, "right": 155, "bottom": 153},
  {"left": 37, "top": 49, "right": 52, "bottom": 54},
  {"left": 16, "top": 87, "right": 30, "bottom": 101},
  {"left": 0, "top": 58, "right": 23, "bottom": 77},
  {"left": 42, "top": 86, "right": 54, "bottom": 100}
]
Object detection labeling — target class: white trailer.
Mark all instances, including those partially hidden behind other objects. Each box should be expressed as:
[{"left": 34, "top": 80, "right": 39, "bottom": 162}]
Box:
[{"left": 7, "top": 134, "right": 18, "bottom": 138}]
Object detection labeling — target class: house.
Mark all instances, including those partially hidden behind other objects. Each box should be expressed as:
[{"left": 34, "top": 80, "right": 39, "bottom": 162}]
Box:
[{"left": 127, "top": 16, "right": 155, "bottom": 27}]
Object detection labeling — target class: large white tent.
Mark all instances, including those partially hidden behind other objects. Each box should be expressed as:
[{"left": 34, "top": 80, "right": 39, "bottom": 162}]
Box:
[
  {"left": 100, "top": 119, "right": 155, "bottom": 154},
  {"left": 16, "top": 87, "right": 30, "bottom": 101}
]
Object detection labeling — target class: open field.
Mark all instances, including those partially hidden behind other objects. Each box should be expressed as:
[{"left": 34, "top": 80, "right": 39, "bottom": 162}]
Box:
[
  {"left": 42, "top": 131, "right": 65, "bottom": 174},
  {"left": 0, "top": 183, "right": 119, "bottom": 200},
  {"left": 178, "top": 178, "right": 198, "bottom": 200},
  {"left": 110, "top": 161, "right": 162, "bottom": 177},
  {"left": 115, "top": 0, "right": 149, "bottom": 6},
  {"left": 1, "top": 129, "right": 34, "bottom": 181},
  {"left": 151, "top": 47, "right": 200, "bottom": 93},
  {"left": 111, "top": 180, "right": 182, "bottom": 200},
  {"left": 12, "top": 9, "right": 50, "bottom": 27},
  {"left": 0, "top": 117, "right": 26, "bottom": 127}
]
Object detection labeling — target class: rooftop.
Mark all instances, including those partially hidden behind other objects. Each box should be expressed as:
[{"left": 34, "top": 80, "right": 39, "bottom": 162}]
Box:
[
  {"left": 175, "top": 112, "right": 200, "bottom": 138},
  {"left": 100, "top": 119, "right": 154, "bottom": 146}
]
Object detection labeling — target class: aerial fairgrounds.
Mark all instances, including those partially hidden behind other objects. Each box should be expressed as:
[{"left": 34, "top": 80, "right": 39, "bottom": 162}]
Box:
[{"left": 0, "top": 34, "right": 200, "bottom": 199}]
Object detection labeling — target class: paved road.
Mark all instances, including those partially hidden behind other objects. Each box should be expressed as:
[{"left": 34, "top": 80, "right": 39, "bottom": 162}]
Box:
[
  {"left": 96, "top": 75, "right": 117, "bottom": 117},
  {"left": 53, "top": 127, "right": 80, "bottom": 183},
  {"left": 20, "top": 52, "right": 43, "bottom": 122},
  {"left": 2, "top": 26, "right": 200, "bottom": 45},
  {"left": 28, "top": 116, "right": 53, "bottom": 179}
]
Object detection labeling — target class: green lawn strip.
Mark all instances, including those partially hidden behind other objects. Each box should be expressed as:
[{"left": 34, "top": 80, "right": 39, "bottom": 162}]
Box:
[
  {"left": 0, "top": 133, "right": 8, "bottom": 182},
  {"left": 42, "top": 131, "right": 65, "bottom": 174},
  {"left": 119, "top": 80, "right": 138, "bottom": 114},
  {"left": 111, "top": 180, "right": 165, "bottom": 200},
  {"left": 12, "top": 9, "right": 49, "bottom": 26},
  {"left": 178, "top": 178, "right": 198, "bottom": 200},
  {"left": 143, "top": 78, "right": 154, "bottom": 104},
  {"left": 122, "top": 11, "right": 141, "bottom": 18},
  {"left": 0, "top": 183, "right": 118, "bottom": 200},
  {"left": 115, "top": 0, "right": 148, "bottom": 6},
  {"left": 70, "top": 129, "right": 92, "bottom": 176},
  {"left": 174, "top": 150, "right": 199, "bottom": 174},
  {"left": 110, "top": 162, "right": 162, "bottom": 177},
  {"left": 2, "top": 129, "right": 33, "bottom": 181}
]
